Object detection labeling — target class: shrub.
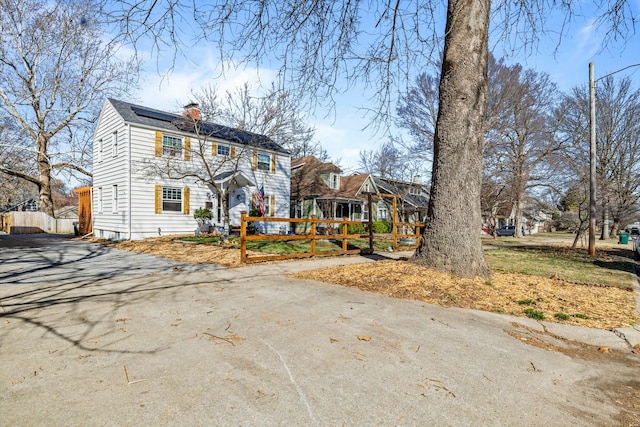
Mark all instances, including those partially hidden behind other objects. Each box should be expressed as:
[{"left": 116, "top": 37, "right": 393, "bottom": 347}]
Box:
[
  {"left": 372, "top": 221, "right": 392, "bottom": 233},
  {"left": 347, "top": 223, "right": 365, "bottom": 234},
  {"left": 194, "top": 207, "right": 213, "bottom": 221},
  {"left": 524, "top": 308, "right": 545, "bottom": 320}
]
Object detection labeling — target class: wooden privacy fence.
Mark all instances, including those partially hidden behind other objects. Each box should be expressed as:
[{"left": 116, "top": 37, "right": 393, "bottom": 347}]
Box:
[
  {"left": 1, "top": 211, "right": 76, "bottom": 234},
  {"left": 239, "top": 211, "right": 422, "bottom": 263}
]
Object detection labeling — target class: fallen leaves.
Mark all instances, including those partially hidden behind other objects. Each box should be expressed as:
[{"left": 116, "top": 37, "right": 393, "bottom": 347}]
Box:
[{"left": 290, "top": 260, "right": 638, "bottom": 330}]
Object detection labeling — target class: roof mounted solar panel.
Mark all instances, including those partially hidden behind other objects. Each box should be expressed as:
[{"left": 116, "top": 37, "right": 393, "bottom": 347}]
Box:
[{"left": 131, "top": 106, "right": 178, "bottom": 123}]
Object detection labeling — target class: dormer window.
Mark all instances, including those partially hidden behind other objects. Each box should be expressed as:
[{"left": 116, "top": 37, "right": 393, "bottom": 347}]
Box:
[{"left": 330, "top": 173, "right": 340, "bottom": 190}]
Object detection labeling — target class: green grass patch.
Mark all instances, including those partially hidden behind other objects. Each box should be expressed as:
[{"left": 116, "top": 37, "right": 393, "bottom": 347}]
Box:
[
  {"left": 484, "top": 246, "right": 634, "bottom": 289},
  {"left": 573, "top": 313, "right": 590, "bottom": 320},
  {"left": 179, "top": 236, "right": 224, "bottom": 244},
  {"left": 524, "top": 308, "right": 545, "bottom": 320},
  {"left": 517, "top": 299, "right": 535, "bottom": 305},
  {"left": 554, "top": 313, "right": 570, "bottom": 321}
]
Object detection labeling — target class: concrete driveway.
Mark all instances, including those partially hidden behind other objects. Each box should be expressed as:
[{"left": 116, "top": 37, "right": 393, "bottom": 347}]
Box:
[{"left": 1, "top": 234, "right": 639, "bottom": 426}]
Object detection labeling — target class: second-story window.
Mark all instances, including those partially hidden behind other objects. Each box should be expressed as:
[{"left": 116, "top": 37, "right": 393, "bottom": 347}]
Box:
[
  {"left": 257, "top": 153, "right": 270, "bottom": 171},
  {"left": 112, "top": 131, "right": 118, "bottom": 157},
  {"left": 162, "top": 135, "right": 182, "bottom": 157},
  {"left": 217, "top": 144, "right": 230, "bottom": 156},
  {"left": 97, "top": 139, "right": 103, "bottom": 162}
]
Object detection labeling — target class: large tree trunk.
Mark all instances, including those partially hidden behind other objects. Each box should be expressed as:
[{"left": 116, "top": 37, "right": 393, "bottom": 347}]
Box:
[
  {"left": 600, "top": 200, "right": 610, "bottom": 240},
  {"left": 37, "top": 135, "right": 55, "bottom": 217},
  {"left": 412, "top": 0, "right": 491, "bottom": 279}
]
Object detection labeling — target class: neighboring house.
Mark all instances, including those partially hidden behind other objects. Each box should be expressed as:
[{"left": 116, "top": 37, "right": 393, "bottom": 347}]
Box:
[
  {"left": 372, "top": 176, "right": 429, "bottom": 223},
  {"left": 290, "top": 156, "right": 429, "bottom": 232},
  {"left": 290, "top": 157, "right": 377, "bottom": 230},
  {"left": 482, "top": 200, "right": 547, "bottom": 234},
  {"left": 92, "top": 98, "right": 291, "bottom": 240}
]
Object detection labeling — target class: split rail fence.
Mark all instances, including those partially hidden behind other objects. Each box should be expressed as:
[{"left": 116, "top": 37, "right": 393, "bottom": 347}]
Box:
[{"left": 239, "top": 211, "right": 423, "bottom": 264}]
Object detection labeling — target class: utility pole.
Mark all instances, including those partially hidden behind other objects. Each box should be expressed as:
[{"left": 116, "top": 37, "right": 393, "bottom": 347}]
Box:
[
  {"left": 588, "top": 62, "right": 640, "bottom": 256},
  {"left": 588, "top": 62, "right": 596, "bottom": 256}
]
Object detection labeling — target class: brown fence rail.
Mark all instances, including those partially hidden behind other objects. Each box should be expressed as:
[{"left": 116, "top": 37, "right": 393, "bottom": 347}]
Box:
[{"left": 239, "top": 211, "right": 422, "bottom": 263}]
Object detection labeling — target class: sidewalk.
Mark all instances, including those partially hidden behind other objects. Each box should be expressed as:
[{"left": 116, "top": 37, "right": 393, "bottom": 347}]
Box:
[
  {"left": 202, "top": 252, "right": 640, "bottom": 359},
  {"left": 227, "top": 250, "right": 640, "bottom": 353}
]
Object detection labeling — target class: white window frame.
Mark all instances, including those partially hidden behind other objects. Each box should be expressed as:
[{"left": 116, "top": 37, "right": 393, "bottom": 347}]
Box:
[
  {"left": 162, "top": 135, "right": 183, "bottom": 157},
  {"left": 263, "top": 194, "right": 271, "bottom": 217},
  {"left": 97, "top": 139, "right": 103, "bottom": 163},
  {"left": 112, "top": 131, "right": 118, "bottom": 157},
  {"left": 330, "top": 173, "right": 340, "bottom": 190},
  {"left": 162, "top": 187, "right": 182, "bottom": 212},
  {"left": 377, "top": 205, "right": 389, "bottom": 220},
  {"left": 97, "top": 187, "right": 103, "bottom": 213},
  {"left": 112, "top": 184, "right": 118, "bottom": 213},
  {"left": 257, "top": 153, "right": 270, "bottom": 171}
]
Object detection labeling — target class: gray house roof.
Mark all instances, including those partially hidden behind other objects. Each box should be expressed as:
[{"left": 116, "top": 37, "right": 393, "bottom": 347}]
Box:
[
  {"left": 107, "top": 98, "right": 289, "bottom": 154},
  {"left": 372, "top": 176, "right": 430, "bottom": 209}
]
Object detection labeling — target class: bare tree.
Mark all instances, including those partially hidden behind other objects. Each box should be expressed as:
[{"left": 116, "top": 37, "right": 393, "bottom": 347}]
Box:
[
  {"left": 484, "top": 57, "right": 566, "bottom": 238},
  {"left": 103, "top": 0, "right": 637, "bottom": 277},
  {"left": 0, "top": 0, "right": 138, "bottom": 216},
  {"left": 560, "top": 76, "right": 640, "bottom": 239},
  {"left": 139, "top": 111, "right": 258, "bottom": 235},
  {"left": 358, "top": 141, "right": 404, "bottom": 179},
  {"left": 211, "top": 83, "right": 324, "bottom": 160},
  {"left": 395, "top": 72, "right": 439, "bottom": 162}
]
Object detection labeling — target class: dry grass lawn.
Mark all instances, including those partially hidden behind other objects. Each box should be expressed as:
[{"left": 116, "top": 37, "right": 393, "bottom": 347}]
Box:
[{"left": 103, "top": 236, "right": 639, "bottom": 330}]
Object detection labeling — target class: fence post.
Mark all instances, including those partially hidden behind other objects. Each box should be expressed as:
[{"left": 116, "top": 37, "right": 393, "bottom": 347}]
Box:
[
  {"left": 342, "top": 217, "right": 348, "bottom": 254},
  {"left": 240, "top": 211, "right": 247, "bottom": 263},
  {"left": 367, "top": 192, "right": 373, "bottom": 253},
  {"left": 415, "top": 223, "right": 421, "bottom": 247},
  {"left": 310, "top": 215, "right": 317, "bottom": 255},
  {"left": 392, "top": 196, "right": 398, "bottom": 251}
]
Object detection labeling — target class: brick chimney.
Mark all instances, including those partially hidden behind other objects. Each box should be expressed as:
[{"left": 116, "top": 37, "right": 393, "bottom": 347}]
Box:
[{"left": 183, "top": 102, "right": 200, "bottom": 121}]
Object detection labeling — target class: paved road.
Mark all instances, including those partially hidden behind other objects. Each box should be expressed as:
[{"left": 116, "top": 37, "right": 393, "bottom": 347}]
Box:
[{"left": 1, "top": 234, "right": 639, "bottom": 426}]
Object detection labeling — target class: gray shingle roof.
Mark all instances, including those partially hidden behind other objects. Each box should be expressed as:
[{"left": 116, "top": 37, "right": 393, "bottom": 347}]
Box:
[
  {"left": 107, "top": 98, "right": 289, "bottom": 154},
  {"left": 372, "top": 176, "right": 430, "bottom": 208}
]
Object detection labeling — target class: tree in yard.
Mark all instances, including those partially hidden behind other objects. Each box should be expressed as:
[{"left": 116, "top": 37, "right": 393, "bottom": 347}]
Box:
[
  {"left": 106, "top": 0, "right": 637, "bottom": 278},
  {"left": 483, "top": 56, "right": 567, "bottom": 238},
  {"left": 208, "top": 83, "right": 325, "bottom": 160},
  {"left": 139, "top": 109, "right": 259, "bottom": 235},
  {"left": 558, "top": 183, "right": 591, "bottom": 248},
  {"left": 142, "top": 84, "right": 305, "bottom": 232},
  {"left": 560, "top": 76, "right": 640, "bottom": 239},
  {"left": 0, "top": 0, "right": 138, "bottom": 217}
]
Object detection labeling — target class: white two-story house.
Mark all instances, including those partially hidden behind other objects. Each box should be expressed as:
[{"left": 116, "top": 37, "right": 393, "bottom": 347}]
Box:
[{"left": 92, "top": 98, "right": 291, "bottom": 240}]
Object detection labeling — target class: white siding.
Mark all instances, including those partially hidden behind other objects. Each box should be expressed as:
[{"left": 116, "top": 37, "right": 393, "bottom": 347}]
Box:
[
  {"left": 93, "top": 99, "right": 291, "bottom": 240},
  {"left": 92, "top": 101, "right": 130, "bottom": 240}
]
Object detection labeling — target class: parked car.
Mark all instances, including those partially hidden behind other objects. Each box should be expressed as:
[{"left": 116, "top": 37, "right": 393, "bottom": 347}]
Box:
[
  {"left": 634, "top": 237, "right": 640, "bottom": 260},
  {"left": 496, "top": 225, "right": 516, "bottom": 236}
]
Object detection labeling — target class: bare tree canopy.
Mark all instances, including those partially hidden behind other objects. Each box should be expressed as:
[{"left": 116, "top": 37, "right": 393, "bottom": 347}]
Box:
[
  {"left": 192, "top": 83, "right": 325, "bottom": 160},
  {"left": 560, "top": 75, "right": 640, "bottom": 237},
  {"left": 100, "top": 0, "right": 636, "bottom": 277},
  {"left": 0, "top": 0, "right": 139, "bottom": 216}
]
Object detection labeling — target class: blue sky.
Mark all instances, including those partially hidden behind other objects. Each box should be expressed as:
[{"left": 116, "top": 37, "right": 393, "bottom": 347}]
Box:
[{"left": 131, "top": 3, "right": 640, "bottom": 174}]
